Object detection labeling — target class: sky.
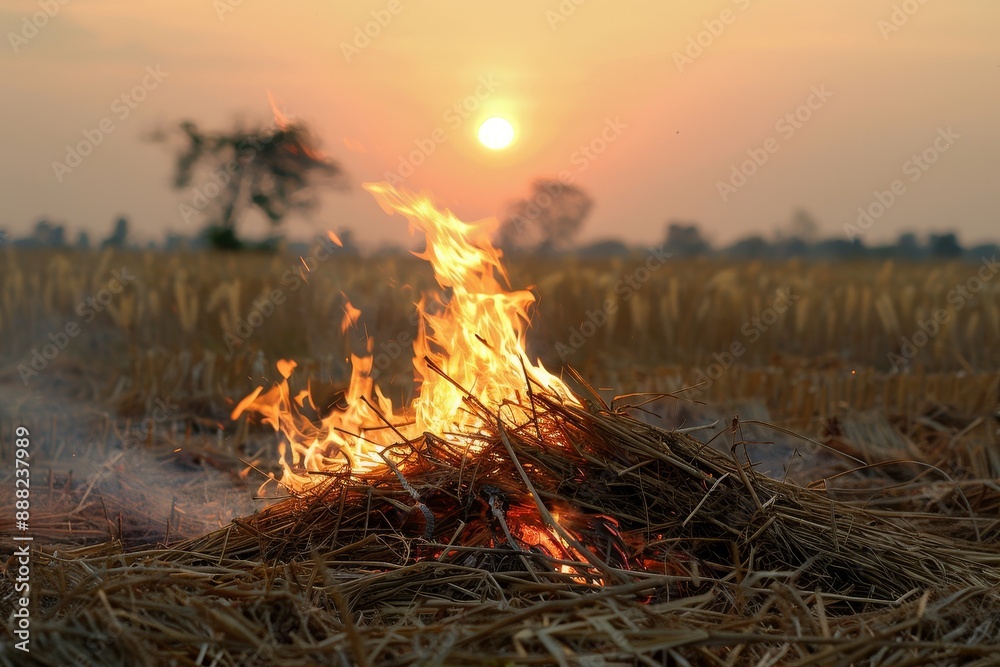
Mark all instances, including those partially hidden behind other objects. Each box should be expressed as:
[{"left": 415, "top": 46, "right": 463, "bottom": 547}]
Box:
[{"left": 1, "top": 0, "right": 998, "bottom": 249}]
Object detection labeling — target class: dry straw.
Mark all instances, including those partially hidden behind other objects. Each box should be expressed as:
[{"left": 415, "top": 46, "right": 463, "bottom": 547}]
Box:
[{"left": 9, "top": 378, "right": 999, "bottom": 666}]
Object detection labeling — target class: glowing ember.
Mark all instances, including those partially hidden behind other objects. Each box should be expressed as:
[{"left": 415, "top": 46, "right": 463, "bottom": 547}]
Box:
[{"left": 232, "top": 182, "right": 577, "bottom": 491}]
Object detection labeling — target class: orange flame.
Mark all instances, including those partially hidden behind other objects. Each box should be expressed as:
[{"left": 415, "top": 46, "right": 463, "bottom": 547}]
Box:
[
  {"left": 340, "top": 296, "right": 361, "bottom": 334},
  {"left": 266, "top": 91, "right": 331, "bottom": 163},
  {"left": 233, "top": 183, "right": 577, "bottom": 491},
  {"left": 267, "top": 90, "right": 294, "bottom": 131}
]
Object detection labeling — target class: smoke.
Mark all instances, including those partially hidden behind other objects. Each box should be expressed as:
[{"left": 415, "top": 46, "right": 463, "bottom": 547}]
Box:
[{"left": 0, "top": 368, "right": 260, "bottom": 549}]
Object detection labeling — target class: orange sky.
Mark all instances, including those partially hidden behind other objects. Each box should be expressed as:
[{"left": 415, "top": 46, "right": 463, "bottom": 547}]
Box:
[{"left": 2, "top": 0, "right": 998, "bottom": 247}]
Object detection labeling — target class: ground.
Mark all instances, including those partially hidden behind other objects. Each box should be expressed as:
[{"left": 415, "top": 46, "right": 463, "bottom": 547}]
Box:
[{"left": 0, "top": 250, "right": 997, "bottom": 665}]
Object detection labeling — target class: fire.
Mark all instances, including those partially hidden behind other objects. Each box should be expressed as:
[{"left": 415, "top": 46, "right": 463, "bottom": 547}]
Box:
[{"left": 233, "top": 182, "right": 577, "bottom": 491}]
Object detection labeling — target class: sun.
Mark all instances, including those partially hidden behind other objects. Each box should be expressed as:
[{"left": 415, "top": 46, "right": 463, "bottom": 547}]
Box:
[{"left": 478, "top": 117, "right": 515, "bottom": 150}]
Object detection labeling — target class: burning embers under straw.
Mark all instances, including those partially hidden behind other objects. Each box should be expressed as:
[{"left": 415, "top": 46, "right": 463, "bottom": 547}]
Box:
[{"left": 232, "top": 182, "right": 578, "bottom": 491}]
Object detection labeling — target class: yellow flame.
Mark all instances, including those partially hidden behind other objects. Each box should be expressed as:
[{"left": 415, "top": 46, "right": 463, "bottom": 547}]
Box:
[{"left": 232, "top": 183, "right": 576, "bottom": 491}]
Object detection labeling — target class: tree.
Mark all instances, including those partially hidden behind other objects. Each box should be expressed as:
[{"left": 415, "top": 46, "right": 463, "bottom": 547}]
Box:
[
  {"left": 496, "top": 179, "right": 593, "bottom": 253},
  {"left": 928, "top": 232, "right": 963, "bottom": 259},
  {"left": 101, "top": 216, "right": 129, "bottom": 249},
  {"left": 17, "top": 219, "right": 66, "bottom": 248},
  {"left": 725, "top": 234, "right": 770, "bottom": 259},
  {"left": 155, "top": 116, "right": 347, "bottom": 250},
  {"left": 894, "top": 232, "right": 923, "bottom": 259},
  {"left": 780, "top": 208, "right": 820, "bottom": 243},
  {"left": 664, "top": 221, "right": 711, "bottom": 256}
]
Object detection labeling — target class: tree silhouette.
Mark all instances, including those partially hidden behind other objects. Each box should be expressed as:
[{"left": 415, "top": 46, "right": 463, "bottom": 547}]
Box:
[
  {"left": 156, "top": 117, "right": 347, "bottom": 250},
  {"left": 101, "top": 216, "right": 129, "bottom": 249},
  {"left": 894, "top": 232, "right": 923, "bottom": 259},
  {"left": 664, "top": 221, "right": 711, "bottom": 256},
  {"left": 928, "top": 232, "right": 963, "bottom": 259},
  {"left": 497, "top": 179, "right": 593, "bottom": 253},
  {"left": 727, "top": 234, "right": 771, "bottom": 259},
  {"left": 781, "top": 208, "right": 820, "bottom": 243}
]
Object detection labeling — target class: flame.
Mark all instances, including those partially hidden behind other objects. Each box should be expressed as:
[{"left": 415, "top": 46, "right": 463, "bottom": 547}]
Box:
[
  {"left": 267, "top": 90, "right": 294, "bottom": 131},
  {"left": 266, "top": 91, "right": 330, "bottom": 163},
  {"left": 233, "top": 183, "right": 577, "bottom": 491},
  {"left": 340, "top": 296, "right": 361, "bottom": 334}
]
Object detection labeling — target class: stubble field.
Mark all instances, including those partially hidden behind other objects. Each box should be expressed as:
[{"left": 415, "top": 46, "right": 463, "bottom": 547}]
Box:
[{"left": 1, "top": 247, "right": 998, "bottom": 665}]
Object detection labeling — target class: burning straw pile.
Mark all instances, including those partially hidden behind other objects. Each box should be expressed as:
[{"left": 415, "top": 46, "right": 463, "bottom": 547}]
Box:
[
  {"left": 15, "top": 382, "right": 1000, "bottom": 666},
  {"left": 8, "top": 184, "right": 999, "bottom": 666}
]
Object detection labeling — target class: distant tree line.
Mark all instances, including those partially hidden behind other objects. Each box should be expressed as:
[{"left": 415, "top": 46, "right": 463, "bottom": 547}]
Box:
[
  {"left": 2, "top": 217, "right": 128, "bottom": 250},
  {"left": 3, "top": 209, "right": 995, "bottom": 262},
  {"left": 0, "top": 216, "right": 359, "bottom": 257},
  {"left": 574, "top": 228, "right": 997, "bottom": 262},
  {"left": 649, "top": 210, "right": 998, "bottom": 261},
  {"left": 494, "top": 188, "right": 996, "bottom": 261},
  {"left": 3, "top": 141, "right": 993, "bottom": 261}
]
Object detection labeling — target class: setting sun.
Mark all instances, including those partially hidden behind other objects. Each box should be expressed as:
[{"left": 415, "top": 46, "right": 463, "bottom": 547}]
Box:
[{"left": 477, "top": 117, "right": 515, "bottom": 150}]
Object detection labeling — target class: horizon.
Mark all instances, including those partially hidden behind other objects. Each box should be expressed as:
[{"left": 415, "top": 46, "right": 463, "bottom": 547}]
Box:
[{"left": 5, "top": 216, "right": 996, "bottom": 260}]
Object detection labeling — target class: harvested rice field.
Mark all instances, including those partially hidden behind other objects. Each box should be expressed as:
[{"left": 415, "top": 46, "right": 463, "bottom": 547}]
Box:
[{"left": 1, "top": 242, "right": 998, "bottom": 666}]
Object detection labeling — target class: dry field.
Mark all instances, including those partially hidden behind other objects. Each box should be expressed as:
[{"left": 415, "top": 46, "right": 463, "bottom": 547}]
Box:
[
  {"left": 1, "top": 247, "right": 998, "bottom": 665},
  {"left": 2, "top": 248, "right": 998, "bottom": 388}
]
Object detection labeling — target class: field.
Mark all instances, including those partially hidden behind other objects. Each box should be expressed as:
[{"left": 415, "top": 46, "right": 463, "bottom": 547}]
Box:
[{"left": 1, "top": 247, "right": 998, "bottom": 665}]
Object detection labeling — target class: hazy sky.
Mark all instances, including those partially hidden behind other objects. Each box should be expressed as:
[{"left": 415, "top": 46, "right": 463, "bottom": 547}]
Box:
[{"left": 2, "top": 0, "right": 998, "bottom": 248}]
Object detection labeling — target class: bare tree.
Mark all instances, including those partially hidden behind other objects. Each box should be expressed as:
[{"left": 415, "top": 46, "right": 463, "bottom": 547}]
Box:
[
  {"left": 497, "top": 179, "right": 593, "bottom": 253},
  {"left": 155, "top": 117, "right": 347, "bottom": 249}
]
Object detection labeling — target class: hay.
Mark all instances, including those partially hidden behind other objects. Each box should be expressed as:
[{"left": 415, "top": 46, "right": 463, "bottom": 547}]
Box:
[{"left": 5, "top": 384, "right": 1000, "bottom": 666}]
